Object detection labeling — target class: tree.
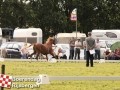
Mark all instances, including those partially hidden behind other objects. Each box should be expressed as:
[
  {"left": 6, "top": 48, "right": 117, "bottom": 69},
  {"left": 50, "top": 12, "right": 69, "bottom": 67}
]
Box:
[{"left": 0, "top": 0, "right": 120, "bottom": 40}]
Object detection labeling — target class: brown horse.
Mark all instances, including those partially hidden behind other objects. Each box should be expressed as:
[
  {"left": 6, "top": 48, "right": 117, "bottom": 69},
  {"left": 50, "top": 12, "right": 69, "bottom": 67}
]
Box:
[{"left": 30, "top": 37, "right": 56, "bottom": 61}]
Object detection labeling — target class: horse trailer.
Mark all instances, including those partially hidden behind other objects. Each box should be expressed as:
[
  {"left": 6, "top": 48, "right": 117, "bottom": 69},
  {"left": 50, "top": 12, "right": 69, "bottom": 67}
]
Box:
[{"left": 13, "top": 28, "right": 42, "bottom": 44}]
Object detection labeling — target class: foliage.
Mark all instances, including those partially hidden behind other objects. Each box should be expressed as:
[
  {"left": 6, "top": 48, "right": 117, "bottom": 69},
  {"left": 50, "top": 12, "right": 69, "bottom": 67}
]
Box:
[{"left": 0, "top": 0, "right": 120, "bottom": 39}]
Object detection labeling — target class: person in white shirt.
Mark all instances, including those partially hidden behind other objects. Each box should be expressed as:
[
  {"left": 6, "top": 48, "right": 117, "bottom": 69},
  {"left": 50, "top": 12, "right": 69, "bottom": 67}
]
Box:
[
  {"left": 20, "top": 43, "right": 28, "bottom": 59},
  {"left": 95, "top": 38, "right": 101, "bottom": 60},
  {"left": 74, "top": 38, "right": 82, "bottom": 60},
  {"left": 57, "top": 47, "right": 66, "bottom": 59}
]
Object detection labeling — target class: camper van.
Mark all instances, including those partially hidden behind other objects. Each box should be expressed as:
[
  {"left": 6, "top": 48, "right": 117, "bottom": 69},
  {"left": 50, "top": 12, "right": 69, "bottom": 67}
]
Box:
[
  {"left": 13, "top": 28, "right": 42, "bottom": 44},
  {"left": 55, "top": 32, "right": 86, "bottom": 59}
]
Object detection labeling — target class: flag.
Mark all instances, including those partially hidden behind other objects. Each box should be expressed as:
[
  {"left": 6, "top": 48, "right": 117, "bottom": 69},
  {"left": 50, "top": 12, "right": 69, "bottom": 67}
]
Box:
[
  {"left": 0, "top": 74, "right": 12, "bottom": 88},
  {"left": 70, "top": 8, "right": 77, "bottom": 21}
]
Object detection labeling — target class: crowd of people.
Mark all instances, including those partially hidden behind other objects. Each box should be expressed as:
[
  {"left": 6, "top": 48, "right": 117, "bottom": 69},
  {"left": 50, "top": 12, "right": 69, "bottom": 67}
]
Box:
[
  {"left": 69, "top": 32, "right": 97, "bottom": 61},
  {"left": 104, "top": 48, "right": 120, "bottom": 60},
  {"left": 67, "top": 32, "right": 96, "bottom": 67},
  {"left": 68, "top": 32, "right": 120, "bottom": 67},
  {"left": 68, "top": 33, "right": 120, "bottom": 61}
]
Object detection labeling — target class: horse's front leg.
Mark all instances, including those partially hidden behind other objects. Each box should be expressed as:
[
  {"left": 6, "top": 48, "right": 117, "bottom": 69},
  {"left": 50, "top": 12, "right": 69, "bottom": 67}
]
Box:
[
  {"left": 46, "top": 54, "right": 48, "bottom": 62},
  {"left": 50, "top": 52, "right": 58, "bottom": 59},
  {"left": 30, "top": 52, "right": 36, "bottom": 62}
]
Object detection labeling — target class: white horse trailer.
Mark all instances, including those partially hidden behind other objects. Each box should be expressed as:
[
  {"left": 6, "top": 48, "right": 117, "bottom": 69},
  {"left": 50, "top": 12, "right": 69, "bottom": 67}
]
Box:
[{"left": 13, "top": 28, "right": 42, "bottom": 44}]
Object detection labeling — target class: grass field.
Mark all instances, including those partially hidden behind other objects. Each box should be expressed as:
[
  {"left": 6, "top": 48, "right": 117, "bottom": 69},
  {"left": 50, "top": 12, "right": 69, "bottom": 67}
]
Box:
[{"left": 0, "top": 60, "right": 120, "bottom": 90}]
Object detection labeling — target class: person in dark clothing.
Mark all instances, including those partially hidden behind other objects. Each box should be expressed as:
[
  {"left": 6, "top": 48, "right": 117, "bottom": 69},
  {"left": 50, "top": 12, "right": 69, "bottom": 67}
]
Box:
[
  {"left": 69, "top": 37, "right": 75, "bottom": 59},
  {"left": 85, "top": 32, "right": 96, "bottom": 67}
]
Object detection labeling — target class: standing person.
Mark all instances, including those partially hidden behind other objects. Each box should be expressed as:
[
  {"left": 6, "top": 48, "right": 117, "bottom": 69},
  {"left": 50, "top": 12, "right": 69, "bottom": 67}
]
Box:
[
  {"left": 69, "top": 37, "right": 75, "bottom": 59},
  {"left": 74, "top": 37, "right": 82, "bottom": 60},
  {"left": 86, "top": 32, "right": 96, "bottom": 67},
  {"left": 20, "top": 43, "right": 28, "bottom": 59},
  {"left": 95, "top": 38, "right": 101, "bottom": 60},
  {"left": 83, "top": 40, "right": 86, "bottom": 60}
]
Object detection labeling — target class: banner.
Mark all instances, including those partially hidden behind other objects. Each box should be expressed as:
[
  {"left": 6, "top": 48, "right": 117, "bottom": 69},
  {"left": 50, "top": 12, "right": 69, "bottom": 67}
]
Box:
[
  {"left": 0, "top": 74, "right": 12, "bottom": 88},
  {"left": 70, "top": 8, "right": 77, "bottom": 21}
]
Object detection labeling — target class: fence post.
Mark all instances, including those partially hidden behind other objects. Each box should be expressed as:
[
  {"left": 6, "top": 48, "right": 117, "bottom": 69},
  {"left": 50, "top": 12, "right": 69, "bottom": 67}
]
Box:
[{"left": 0, "top": 65, "right": 5, "bottom": 90}]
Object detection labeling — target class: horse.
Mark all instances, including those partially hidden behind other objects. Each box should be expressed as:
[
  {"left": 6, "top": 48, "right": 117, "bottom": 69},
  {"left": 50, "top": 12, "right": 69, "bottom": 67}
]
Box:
[{"left": 30, "top": 37, "right": 56, "bottom": 61}]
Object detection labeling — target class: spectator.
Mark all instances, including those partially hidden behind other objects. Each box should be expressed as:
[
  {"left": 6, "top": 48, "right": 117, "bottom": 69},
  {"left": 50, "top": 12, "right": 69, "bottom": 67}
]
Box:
[
  {"left": 114, "top": 48, "right": 120, "bottom": 60},
  {"left": 108, "top": 51, "right": 115, "bottom": 60},
  {"left": 74, "top": 37, "right": 82, "bottom": 60},
  {"left": 103, "top": 49, "right": 111, "bottom": 60},
  {"left": 57, "top": 47, "right": 67, "bottom": 59},
  {"left": 95, "top": 38, "right": 101, "bottom": 60},
  {"left": 20, "top": 43, "right": 28, "bottom": 59},
  {"left": 83, "top": 40, "right": 86, "bottom": 60},
  {"left": 69, "top": 37, "right": 75, "bottom": 59},
  {"left": 85, "top": 32, "right": 96, "bottom": 67}
]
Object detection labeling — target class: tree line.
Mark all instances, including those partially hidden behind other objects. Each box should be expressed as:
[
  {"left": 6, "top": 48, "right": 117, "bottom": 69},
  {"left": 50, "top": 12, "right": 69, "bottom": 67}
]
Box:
[{"left": 0, "top": 0, "right": 120, "bottom": 39}]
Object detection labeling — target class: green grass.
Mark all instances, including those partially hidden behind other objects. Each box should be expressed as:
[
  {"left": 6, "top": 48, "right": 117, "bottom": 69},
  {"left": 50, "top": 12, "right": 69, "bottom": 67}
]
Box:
[{"left": 0, "top": 60, "right": 120, "bottom": 90}]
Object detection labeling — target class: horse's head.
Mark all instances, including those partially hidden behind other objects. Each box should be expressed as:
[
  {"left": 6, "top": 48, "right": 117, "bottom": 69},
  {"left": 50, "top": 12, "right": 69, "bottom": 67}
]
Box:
[{"left": 46, "top": 37, "right": 55, "bottom": 45}]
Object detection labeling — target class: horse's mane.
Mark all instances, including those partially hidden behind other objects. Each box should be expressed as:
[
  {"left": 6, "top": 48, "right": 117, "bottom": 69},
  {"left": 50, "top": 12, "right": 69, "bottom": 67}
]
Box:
[{"left": 45, "top": 37, "right": 53, "bottom": 44}]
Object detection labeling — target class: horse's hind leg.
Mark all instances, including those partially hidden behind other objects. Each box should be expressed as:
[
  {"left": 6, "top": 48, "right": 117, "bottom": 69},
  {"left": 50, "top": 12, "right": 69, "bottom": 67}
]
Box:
[
  {"left": 39, "top": 53, "right": 42, "bottom": 60},
  {"left": 35, "top": 53, "right": 40, "bottom": 61}
]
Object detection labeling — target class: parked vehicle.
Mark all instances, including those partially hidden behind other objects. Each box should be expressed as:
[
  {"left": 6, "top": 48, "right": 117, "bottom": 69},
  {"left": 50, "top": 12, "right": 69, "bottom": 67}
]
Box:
[
  {"left": 0, "top": 42, "right": 31, "bottom": 58},
  {"left": 13, "top": 28, "right": 43, "bottom": 44}
]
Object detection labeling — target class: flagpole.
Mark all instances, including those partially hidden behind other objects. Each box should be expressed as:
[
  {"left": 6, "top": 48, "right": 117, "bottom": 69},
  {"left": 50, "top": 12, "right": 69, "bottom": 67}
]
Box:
[
  {"left": 76, "top": 19, "right": 77, "bottom": 39},
  {"left": 70, "top": 8, "right": 77, "bottom": 39},
  {"left": 76, "top": 9, "right": 77, "bottom": 39}
]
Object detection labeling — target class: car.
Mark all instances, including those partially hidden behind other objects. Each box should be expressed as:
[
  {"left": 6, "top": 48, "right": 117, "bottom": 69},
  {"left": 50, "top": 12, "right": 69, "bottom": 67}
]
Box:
[{"left": 0, "top": 42, "right": 31, "bottom": 58}]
